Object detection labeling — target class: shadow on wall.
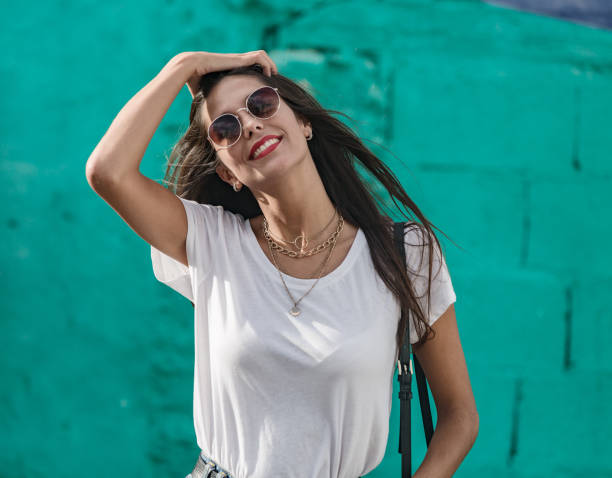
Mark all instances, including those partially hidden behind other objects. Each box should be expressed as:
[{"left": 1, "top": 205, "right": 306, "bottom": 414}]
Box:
[{"left": 484, "top": 0, "right": 612, "bottom": 30}]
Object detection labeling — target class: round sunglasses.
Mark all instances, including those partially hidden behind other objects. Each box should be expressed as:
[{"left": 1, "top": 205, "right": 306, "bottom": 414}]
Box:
[{"left": 207, "top": 86, "right": 281, "bottom": 149}]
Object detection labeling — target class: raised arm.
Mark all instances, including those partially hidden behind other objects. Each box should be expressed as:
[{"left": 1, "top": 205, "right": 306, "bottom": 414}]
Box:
[
  {"left": 85, "top": 54, "right": 196, "bottom": 266},
  {"left": 85, "top": 51, "right": 278, "bottom": 267}
]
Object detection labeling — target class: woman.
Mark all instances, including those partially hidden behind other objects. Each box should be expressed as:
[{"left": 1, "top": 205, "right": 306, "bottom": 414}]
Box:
[{"left": 86, "top": 50, "right": 478, "bottom": 478}]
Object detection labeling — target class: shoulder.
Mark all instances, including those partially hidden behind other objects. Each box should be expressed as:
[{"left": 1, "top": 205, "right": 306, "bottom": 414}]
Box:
[
  {"left": 402, "top": 221, "right": 432, "bottom": 246},
  {"left": 177, "top": 197, "right": 244, "bottom": 235},
  {"left": 177, "top": 197, "right": 225, "bottom": 217},
  {"left": 388, "top": 220, "right": 431, "bottom": 246},
  {"left": 397, "top": 222, "right": 448, "bottom": 276}
]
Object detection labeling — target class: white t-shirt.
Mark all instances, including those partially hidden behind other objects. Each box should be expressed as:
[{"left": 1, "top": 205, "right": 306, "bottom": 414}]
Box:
[{"left": 150, "top": 196, "right": 456, "bottom": 478}]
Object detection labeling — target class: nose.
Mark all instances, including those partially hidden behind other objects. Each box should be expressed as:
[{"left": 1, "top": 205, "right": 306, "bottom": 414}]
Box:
[{"left": 237, "top": 109, "right": 264, "bottom": 139}]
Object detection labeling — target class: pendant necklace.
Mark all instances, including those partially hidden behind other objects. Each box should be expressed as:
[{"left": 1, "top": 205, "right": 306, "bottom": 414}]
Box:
[
  {"left": 265, "top": 215, "right": 344, "bottom": 316},
  {"left": 265, "top": 207, "right": 338, "bottom": 255}
]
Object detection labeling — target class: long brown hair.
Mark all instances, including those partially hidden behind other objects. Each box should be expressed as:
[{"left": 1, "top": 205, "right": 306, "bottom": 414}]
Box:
[{"left": 160, "top": 63, "right": 456, "bottom": 350}]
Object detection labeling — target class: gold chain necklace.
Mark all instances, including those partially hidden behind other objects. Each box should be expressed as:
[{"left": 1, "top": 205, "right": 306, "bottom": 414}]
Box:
[
  {"left": 265, "top": 208, "right": 338, "bottom": 253},
  {"left": 265, "top": 215, "right": 344, "bottom": 317},
  {"left": 263, "top": 213, "right": 344, "bottom": 258}
]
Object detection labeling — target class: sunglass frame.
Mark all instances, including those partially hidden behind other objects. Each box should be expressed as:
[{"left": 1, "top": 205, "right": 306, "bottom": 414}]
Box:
[{"left": 207, "top": 86, "right": 281, "bottom": 149}]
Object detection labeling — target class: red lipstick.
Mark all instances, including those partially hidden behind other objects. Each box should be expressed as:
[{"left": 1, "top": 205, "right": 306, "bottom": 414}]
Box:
[{"left": 249, "top": 135, "right": 282, "bottom": 161}]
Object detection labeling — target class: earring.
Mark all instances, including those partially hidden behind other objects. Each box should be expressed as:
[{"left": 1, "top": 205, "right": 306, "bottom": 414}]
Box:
[
  {"left": 306, "top": 130, "right": 313, "bottom": 141},
  {"left": 232, "top": 182, "right": 240, "bottom": 192}
]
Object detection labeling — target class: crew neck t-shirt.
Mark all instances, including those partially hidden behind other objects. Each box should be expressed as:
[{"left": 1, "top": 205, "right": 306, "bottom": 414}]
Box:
[{"left": 150, "top": 196, "right": 456, "bottom": 478}]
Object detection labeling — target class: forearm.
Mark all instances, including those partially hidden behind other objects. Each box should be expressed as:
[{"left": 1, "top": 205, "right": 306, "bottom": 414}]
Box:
[
  {"left": 413, "top": 409, "right": 479, "bottom": 478},
  {"left": 86, "top": 54, "right": 193, "bottom": 182}
]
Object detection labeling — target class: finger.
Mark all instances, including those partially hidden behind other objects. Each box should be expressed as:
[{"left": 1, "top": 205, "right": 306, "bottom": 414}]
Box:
[
  {"left": 265, "top": 58, "right": 276, "bottom": 75},
  {"left": 268, "top": 62, "right": 278, "bottom": 75},
  {"left": 257, "top": 51, "right": 274, "bottom": 76},
  {"left": 261, "top": 52, "right": 277, "bottom": 75},
  {"left": 256, "top": 56, "right": 270, "bottom": 76},
  {"left": 262, "top": 61, "right": 272, "bottom": 76}
]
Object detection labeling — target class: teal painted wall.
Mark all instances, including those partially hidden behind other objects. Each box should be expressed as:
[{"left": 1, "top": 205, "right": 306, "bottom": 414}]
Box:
[{"left": 2, "top": 1, "right": 611, "bottom": 476}]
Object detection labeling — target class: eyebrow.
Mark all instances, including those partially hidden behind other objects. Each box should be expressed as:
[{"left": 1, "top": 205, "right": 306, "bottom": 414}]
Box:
[{"left": 213, "top": 92, "right": 249, "bottom": 118}]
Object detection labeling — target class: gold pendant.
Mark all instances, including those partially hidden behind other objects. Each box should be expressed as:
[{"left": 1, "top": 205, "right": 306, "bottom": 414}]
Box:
[
  {"left": 294, "top": 235, "right": 308, "bottom": 251},
  {"left": 289, "top": 306, "right": 301, "bottom": 316}
]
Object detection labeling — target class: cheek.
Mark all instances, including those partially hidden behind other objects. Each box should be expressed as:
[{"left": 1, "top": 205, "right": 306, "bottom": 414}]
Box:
[{"left": 223, "top": 153, "right": 246, "bottom": 171}]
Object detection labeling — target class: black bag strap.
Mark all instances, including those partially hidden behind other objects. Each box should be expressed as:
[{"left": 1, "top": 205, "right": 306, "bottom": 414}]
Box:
[{"left": 393, "top": 222, "right": 435, "bottom": 477}]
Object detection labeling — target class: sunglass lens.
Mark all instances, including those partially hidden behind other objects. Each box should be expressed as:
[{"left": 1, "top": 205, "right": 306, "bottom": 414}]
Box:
[
  {"left": 247, "top": 87, "right": 279, "bottom": 118},
  {"left": 209, "top": 115, "right": 240, "bottom": 146}
]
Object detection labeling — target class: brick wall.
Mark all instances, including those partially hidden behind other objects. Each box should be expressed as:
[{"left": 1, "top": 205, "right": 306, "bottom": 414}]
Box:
[{"left": 1, "top": 1, "right": 611, "bottom": 476}]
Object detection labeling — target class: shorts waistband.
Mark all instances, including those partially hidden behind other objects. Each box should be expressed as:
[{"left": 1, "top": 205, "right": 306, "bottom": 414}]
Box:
[
  {"left": 186, "top": 451, "right": 234, "bottom": 478},
  {"left": 186, "top": 451, "right": 364, "bottom": 478}
]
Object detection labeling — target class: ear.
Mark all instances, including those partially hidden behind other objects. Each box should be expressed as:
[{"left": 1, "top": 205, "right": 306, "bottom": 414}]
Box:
[
  {"left": 215, "top": 162, "right": 238, "bottom": 186},
  {"left": 297, "top": 116, "right": 312, "bottom": 138}
]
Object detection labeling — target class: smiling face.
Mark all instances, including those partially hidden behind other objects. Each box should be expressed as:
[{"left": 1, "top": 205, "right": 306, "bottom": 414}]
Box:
[{"left": 200, "top": 75, "right": 312, "bottom": 191}]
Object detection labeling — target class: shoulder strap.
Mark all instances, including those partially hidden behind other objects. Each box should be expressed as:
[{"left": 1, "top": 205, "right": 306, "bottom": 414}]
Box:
[
  {"left": 393, "top": 221, "right": 435, "bottom": 478},
  {"left": 393, "top": 221, "right": 413, "bottom": 477}
]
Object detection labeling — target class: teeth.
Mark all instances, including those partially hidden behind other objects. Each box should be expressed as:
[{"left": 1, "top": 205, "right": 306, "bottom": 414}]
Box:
[{"left": 253, "top": 138, "right": 280, "bottom": 159}]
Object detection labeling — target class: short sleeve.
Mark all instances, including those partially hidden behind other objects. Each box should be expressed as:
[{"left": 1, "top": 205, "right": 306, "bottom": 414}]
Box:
[
  {"left": 150, "top": 196, "right": 224, "bottom": 301},
  {"left": 404, "top": 223, "right": 456, "bottom": 343}
]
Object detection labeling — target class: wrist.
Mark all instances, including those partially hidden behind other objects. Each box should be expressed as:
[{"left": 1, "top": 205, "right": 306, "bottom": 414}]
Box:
[{"left": 161, "top": 53, "right": 195, "bottom": 81}]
